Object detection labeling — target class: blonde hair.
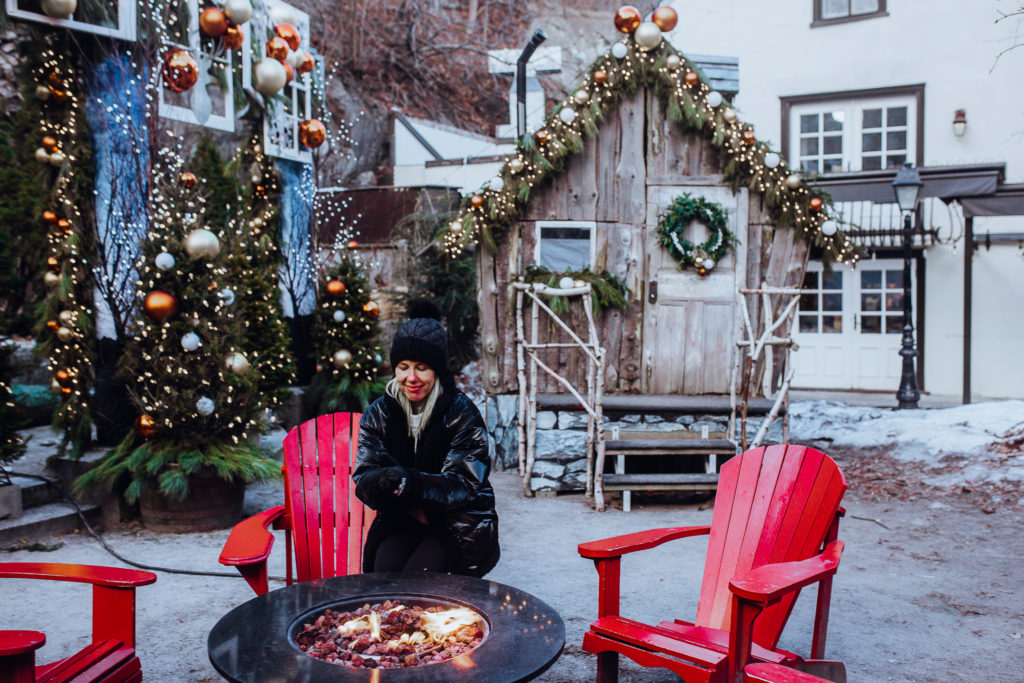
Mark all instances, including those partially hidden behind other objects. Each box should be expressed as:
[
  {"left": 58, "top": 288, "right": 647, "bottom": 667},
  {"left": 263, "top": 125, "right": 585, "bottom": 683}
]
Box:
[{"left": 386, "top": 376, "right": 442, "bottom": 449}]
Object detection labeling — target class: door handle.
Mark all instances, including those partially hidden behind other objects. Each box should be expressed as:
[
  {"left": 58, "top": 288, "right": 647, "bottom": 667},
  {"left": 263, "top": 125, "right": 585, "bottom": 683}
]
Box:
[{"left": 648, "top": 280, "right": 658, "bottom": 304}]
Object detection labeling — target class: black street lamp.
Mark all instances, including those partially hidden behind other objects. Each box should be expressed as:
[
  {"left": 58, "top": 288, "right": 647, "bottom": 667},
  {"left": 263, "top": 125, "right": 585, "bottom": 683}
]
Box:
[{"left": 892, "top": 163, "right": 923, "bottom": 409}]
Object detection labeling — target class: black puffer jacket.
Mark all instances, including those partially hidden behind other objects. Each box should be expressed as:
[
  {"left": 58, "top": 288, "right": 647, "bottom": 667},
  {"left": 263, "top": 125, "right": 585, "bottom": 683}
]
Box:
[{"left": 353, "top": 377, "right": 499, "bottom": 577}]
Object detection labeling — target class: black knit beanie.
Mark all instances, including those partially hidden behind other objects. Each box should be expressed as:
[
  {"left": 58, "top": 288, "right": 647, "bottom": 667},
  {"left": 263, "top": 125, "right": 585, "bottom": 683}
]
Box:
[{"left": 390, "top": 317, "right": 448, "bottom": 377}]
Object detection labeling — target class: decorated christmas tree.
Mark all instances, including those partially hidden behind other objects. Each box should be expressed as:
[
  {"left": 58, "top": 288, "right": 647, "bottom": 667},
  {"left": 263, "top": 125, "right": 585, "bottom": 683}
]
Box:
[
  {"left": 77, "top": 135, "right": 277, "bottom": 503},
  {"left": 308, "top": 255, "right": 385, "bottom": 413}
]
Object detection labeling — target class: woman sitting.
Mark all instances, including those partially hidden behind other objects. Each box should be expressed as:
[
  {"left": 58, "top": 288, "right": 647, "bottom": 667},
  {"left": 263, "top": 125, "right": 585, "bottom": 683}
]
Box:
[{"left": 353, "top": 304, "right": 499, "bottom": 577}]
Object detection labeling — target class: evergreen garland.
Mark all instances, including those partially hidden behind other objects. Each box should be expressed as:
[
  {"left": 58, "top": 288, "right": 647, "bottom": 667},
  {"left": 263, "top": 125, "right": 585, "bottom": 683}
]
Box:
[
  {"left": 656, "top": 193, "right": 738, "bottom": 271},
  {"left": 521, "top": 265, "right": 628, "bottom": 315},
  {"left": 308, "top": 256, "right": 385, "bottom": 414},
  {"left": 442, "top": 33, "right": 854, "bottom": 266}
]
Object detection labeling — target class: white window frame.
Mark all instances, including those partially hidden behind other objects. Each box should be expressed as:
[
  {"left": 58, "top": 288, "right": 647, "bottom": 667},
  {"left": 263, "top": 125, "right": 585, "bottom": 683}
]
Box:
[
  {"left": 534, "top": 221, "right": 596, "bottom": 272},
  {"left": 241, "top": 1, "right": 315, "bottom": 163},
  {"left": 158, "top": 0, "right": 238, "bottom": 132},
  {"left": 788, "top": 93, "right": 917, "bottom": 174},
  {"left": 5, "top": 0, "right": 136, "bottom": 40}
]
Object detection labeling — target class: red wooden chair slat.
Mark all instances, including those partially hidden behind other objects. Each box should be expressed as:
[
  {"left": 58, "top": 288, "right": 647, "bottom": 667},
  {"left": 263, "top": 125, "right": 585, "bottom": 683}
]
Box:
[
  {"left": 579, "top": 445, "right": 848, "bottom": 683},
  {"left": 220, "top": 412, "right": 374, "bottom": 595},
  {"left": 0, "top": 564, "right": 155, "bottom": 683}
]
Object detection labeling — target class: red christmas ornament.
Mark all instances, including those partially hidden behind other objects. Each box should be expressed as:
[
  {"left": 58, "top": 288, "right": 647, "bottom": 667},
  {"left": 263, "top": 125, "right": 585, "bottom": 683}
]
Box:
[
  {"left": 46, "top": 256, "right": 60, "bottom": 272},
  {"left": 742, "top": 129, "right": 756, "bottom": 146},
  {"left": 266, "top": 36, "right": 290, "bottom": 62},
  {"left": 282, "top": 61, "right": 295, "bottom": 84},
  {"left": 42, "top": 136, "right": 59, "bottom": 152},
  {"left": 275, "top": 23, "right": 301, "bottom": 51},
  {"left": 143, "top": 290, "right": 178, "bottom": 323},
  {"left": 809, "top": 197, "right": 824, "bottom": 212},
  {"left": 470, "top": 195, "right": 484, "bottom": 209},
  {"left": 363, "top": 301, "right": 380, "bottom": 319},
  {"left": 162, "top": 48, "right": 199, "bottom": 92},
  {"left": 684, "top": 71, "right": 699, "bottom": 87},
  {"left": 57, "top": 218, "right": 70, "bottom": 229},
  {"left": 180, "top": 171, "right": 197, "bottom": 188},
  {"left": 134, "top": 414, "right": 158, "bottom": 439},
  {"left": 55, "top": 370, "right": 72, "bottom": 387},
  {"left": 652, "top": 6, "right": 678, "bottom": 31},
  {"left": 222, "top": 23, "right": 244, "bottom": 49},
  {"left": 593, "top": 69, "right": 607, "bottom": 85},
  {"left": 43, "top": 210, "right": 58, "bottom": 223},
  {"left": 326, "top": 280, "right": 347, "bottom": 298},
  {"left": 46, "top": 320, "right": 59, "bottom": 332},
  {"left": 298, "top": 119, "right": 326, "bottom": 148},
  {"left": 535, "top": 130, "right": 550, "bottom": 146},
  {"left": 347, "top": 239, "right": 359, "bottom": 250},
  {"left": 614, "top": 6, "right": 642, "bottom": 34},
  {"left": 199, "top": 7, "right": 228, "bottom": 36}
]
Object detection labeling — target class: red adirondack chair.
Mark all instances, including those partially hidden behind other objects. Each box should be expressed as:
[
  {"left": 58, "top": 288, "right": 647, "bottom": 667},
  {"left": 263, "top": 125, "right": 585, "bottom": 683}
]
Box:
[
  {"left": 0, "top": 562, "right": 156, "bottom": 683},
  {"left": 578, "top": 444, "right": 847, "bottom": 683},
  {"left": 219, "top": 412, "right": 374, "bottom": 595}
]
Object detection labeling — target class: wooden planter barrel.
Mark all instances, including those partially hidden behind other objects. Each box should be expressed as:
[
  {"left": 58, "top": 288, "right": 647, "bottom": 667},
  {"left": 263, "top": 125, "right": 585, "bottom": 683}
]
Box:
[{"left": 139, "top": 469, "right": 245, "bottom": 533}]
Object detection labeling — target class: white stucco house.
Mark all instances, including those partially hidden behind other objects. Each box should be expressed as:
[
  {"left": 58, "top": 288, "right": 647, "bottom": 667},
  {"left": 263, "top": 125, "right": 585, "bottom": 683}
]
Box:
[{"left": 665, "top": 0, "right": 1024, "bottom": 401}]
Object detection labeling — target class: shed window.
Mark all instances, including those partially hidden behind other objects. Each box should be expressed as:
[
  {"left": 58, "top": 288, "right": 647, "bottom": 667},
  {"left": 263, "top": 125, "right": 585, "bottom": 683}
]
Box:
[
  {"left": 814, "top": 0, "right": 886, "bottom": 25},
  {"left": 536, "top": 223, "right": 594, "bottom": 272}
]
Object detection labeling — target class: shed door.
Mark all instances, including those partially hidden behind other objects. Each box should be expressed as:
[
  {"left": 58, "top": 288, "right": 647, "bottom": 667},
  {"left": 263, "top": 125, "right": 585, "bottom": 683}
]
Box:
[{"left": 642, "top": 185, "right": 747, "bottom": 394}]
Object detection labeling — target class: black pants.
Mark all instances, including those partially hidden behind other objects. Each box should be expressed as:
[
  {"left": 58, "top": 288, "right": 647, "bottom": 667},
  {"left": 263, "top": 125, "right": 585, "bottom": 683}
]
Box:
[{"left": 372, "top": 523, "right": 449, "bottom": 573}]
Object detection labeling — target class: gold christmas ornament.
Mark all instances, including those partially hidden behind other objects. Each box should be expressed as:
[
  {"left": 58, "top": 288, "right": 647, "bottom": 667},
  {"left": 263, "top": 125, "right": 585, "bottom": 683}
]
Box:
[
  {"left": 40, "top": 0, "right": 76, "bottom": 19},
  {"left": 199, "top": 7, "right": 228, "bottom": 36},
  {"left": 573, "top": 90, "right": 589, "bottom": 105},
  {"left": 45, "top": 320, "right": 59, "bottom": 332},
  {"left": 42, "top": 210, "right": 58, "bottom": 223},
  {"left": 508, "top": 158, "right": 525, "bottom": 173},
  {"left": 55, "top": 370, "right": 72, "bottom": 387},
  {"left": 298, "top": 119, "right": 327, "bottom": 148},
  {"left": 722, "top": 108, "right": 738, "bottom": 123},
  {"left": 222, "top": 24, "right": 244, "bottom": 49},
  {"left": 470, "top": 195, "right": 484, "bottom": 209},
  {"left": 224, "top": 352, "right": 251, "bottom": 376},
  {"left": 46, "top": 256, "right": 61, "bottom": 272},
  {"left": 347, "top": 239, "right": 359, "bottom": 250},
  {"left": 785, "top": 173, "right": 802, "bottom": 190},
  {"left": 162, "top": 48, "right": 200, "bottom": 93},
  {"left": 449, "top": 220, "right": 463, "bottom": 235},
  {"left": 742, "top": 129, "right": 756, "bottom": 146},
  {"left": 42, "top": 136, "right": 59, "bottom": 152},
  {"left": 297, "top": 51, "right": 315, "bottom": 74},
  {"left": 35, "top": 85, "right": 51, "bottom": 101},
  {"left": 35, "top": 148, "right": 51, "bottom": 164},
  {"left": 809, "top": 197, "right": 824, "bottom": 212},
  {"left": 49, "top": 152, "right": 65, "bottom": 167},
  {"left": 58, "top": 310, "right": 75, "bottom": 325},
  {"left": 363, "top": 301, "right": 380, "bottom": 319},
  {"left": 535, "top": 130, "right": 550, "bottom": 146},
  {"left": 183, "top": 229, "right": 221, "bottom": 259},
  {"left": 275, "top": 23, "right": 301, "bottom": 50},
  {"left": 266, "top": 36, "right": 290, "bottom": 62},
  {"left": 180, "top": 171, "right": 197, "bottom": 188},
  {"left": 60, "top": 386, "right": 72, "bottom": 397},
  {"left": 325, "top": 279, "right": 347, "bottom": 298},
  {"left": 134, "top": 414, "right": 158, "bottom": 439},
  {"left": 332, "top": 349, "right": 353, "bottom": 368},
  {"left": 684, "top": 71, "right": 699, "bottom": 87},
  {"left": 613, "top": 6, "right": 642, "bottom": 34},
  {"left": 593, "top": 69, "right": 607, "bottom": 85},
  {"left": 666, "top": 54, "right": 681, "bottom": 70},
  {"left": 282, "top": 61, "right": 295, "bottom": 85},
  {"left": 143, "top": 290, "right": 178, "bottom": 322},
  {"left": 652, "top": 6, "right": 678, "bottom": 31},
  {"left": 57, "top": 326, "right": 73, "bottom": 342},
  {"left": 44, "top": 272, "right": 60, "bottom": 287}
]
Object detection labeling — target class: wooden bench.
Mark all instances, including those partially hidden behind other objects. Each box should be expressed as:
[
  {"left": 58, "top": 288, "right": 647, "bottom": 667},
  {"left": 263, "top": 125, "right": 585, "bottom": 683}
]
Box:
[{"left": 604, "top": 428, "right": 737, "bottom": 511}]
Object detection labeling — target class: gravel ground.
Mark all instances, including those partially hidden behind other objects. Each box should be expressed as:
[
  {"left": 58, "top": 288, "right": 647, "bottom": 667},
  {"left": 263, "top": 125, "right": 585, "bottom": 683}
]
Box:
[{"left": 2, "top": 456, "right": 1022, "bottom": 682}]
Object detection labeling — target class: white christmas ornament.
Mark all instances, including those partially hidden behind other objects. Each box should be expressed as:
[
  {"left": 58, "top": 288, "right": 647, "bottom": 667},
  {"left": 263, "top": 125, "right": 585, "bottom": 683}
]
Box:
[
  {"left": 196, "top": 396, "right": 215, "bottom": 416},
  {"left": 254, "top": 59, "right": 288, "bottom": 97},
  {"left": 706, "top": 91, "right": 723, "bottom": 108},
  {"left": 35, "top": 148, "right": 51, "bottom": 164},
  {"left": 287, "top": 49, "right": 306, "bottom": 69},
  {"left": 183, "top": 229, "right": 221, "bottom": 259},
  {"left": 449, "top": 220, "right": 463, "bottom": 235},
  {"left": 155, "top": 252, "right": 175, "bottom": 271},
  {"left": 722, "top": 108, "right": 738, "bottom": 123},
  {"left": 224, "top": 352, "right": 251, "bottom": 376},
  {"left": 821, "top": 220, "right": 838, "bottom": 236},
  {"left": 40, "top": 0, "right": 76, "bottom": 19},
  {"left": 665, "top": 54, "right": 681, "bottom": 70},
  {"left": 181, "top": 332, "right": 201, "bottom": 352},
  {"left": 558, "top": 276, "right": 575, "bottom": 290},
  {"left": 333, "top": 310, "right": 347, "bottom": 323},
  {"left": 35, "top": 85, "right": 51, "bottom": 101},
  {"left": 704, "top": 258, "right": 716, "bottom": 271},
  {"left": 633, "top": 22, "right": 663, "bottom": 51},
  {"left": 764, "top": 152, "right": 781, "bottom": 169},
  {"left": 559, "top": 107, "right": 576, "bottom": 124},
  {"left": 49, "top": 152, "right": 65, "bottom": 167},
  {"left": 268, "top": 1, "right": 298, "bottom": 26},
  {"left": 611, "top": 42, "right": 628, "bottom": 59},
  {"left": 333, "top": 349, "right": 353, "bottom": 368},
  {"left": 488, "top": 176, "right": 505, "bottom": 191},
  {"left": 222, "top": 0, "right": 253, "bottom": 24},
  {"left": 218, "top": 288, "right": 236, "bottom": 306},
  {"left": 573, "top": 90, "right": 589, "bottom": 105}
]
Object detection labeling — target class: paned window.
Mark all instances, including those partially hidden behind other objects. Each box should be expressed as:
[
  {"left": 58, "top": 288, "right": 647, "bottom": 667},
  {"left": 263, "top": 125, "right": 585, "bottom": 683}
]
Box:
[
  {"left": 859, "top": 269, "right": 904, "bottom": 334},
  {"left": 5, "top": 0, "right": 136, "bottom": 40},
  {"left": 798, "top": 270, "right": 843, "bottom": 334},
  {"left": 536, "top": 222, "right": 594, "bottom": 272},
  {"left": 814, "top": 0, "right": 886, "bottom": 24},
  {"left": 787, "top": 92, "right": 917, "bottom": 174}
]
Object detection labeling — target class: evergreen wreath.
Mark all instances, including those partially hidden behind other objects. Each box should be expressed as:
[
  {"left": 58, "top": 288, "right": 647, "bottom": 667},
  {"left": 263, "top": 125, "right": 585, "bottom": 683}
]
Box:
[{"left": 656, "top": 193, "right": 738, "bottom": 271}]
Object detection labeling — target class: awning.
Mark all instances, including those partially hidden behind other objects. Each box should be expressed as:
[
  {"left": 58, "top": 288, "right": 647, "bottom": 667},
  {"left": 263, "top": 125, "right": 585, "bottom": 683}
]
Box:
[
  {"left": 809, "top": 164, "right": 1005, "bottom": 204},
  {"left": 959, "top": 184, "right": 1024, "bottom": 217}
]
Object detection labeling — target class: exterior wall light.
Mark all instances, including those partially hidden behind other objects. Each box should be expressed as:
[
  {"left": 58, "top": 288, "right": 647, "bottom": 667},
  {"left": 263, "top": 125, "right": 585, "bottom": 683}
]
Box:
[{"left": 953, "top": 109, "right": 967, "bottom": 137}]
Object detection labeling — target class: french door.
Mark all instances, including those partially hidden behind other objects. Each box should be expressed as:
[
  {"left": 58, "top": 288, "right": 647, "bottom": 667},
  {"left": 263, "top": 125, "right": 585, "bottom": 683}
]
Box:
[{"left": 791, "top": 259, "right": 914, "bottom": 391}]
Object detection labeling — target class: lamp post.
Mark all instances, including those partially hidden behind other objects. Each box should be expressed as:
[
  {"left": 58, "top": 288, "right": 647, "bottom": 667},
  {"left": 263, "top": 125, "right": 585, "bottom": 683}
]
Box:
[{"left": 892, "top": 163, "right": 923, "bottom": 409}]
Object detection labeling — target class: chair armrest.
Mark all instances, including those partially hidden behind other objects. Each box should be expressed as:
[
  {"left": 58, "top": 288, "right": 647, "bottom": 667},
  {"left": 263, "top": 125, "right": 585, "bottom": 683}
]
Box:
[
  {"left": 729, "top": 540, "right": 844, "bottom": 604},
  {"left": 0, "top": 563, "right": 156, "bottom": 587},
  {"left": 578, "top": 526, "right": 711, "bottom": 559},
  {"left": 219, "top": 506, "right": 286, "bottom": 566}
]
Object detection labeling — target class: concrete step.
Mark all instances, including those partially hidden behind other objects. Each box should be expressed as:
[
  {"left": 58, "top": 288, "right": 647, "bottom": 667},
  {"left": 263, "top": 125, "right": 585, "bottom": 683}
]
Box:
[
  {"left": 0, "top": 499, "right": 99, "bottom": 547},
  {"left": 602, "top": 472, "right": 719, "bottom": 491},
  {"left": 9, "top": 474, "right": 63, "bottom": 509}
]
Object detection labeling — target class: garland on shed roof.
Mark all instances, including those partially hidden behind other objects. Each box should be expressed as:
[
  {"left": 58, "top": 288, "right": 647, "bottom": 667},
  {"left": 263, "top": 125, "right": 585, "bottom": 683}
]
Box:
[{"left": 441, "top": 19, "right": 853, "bottom": 265}]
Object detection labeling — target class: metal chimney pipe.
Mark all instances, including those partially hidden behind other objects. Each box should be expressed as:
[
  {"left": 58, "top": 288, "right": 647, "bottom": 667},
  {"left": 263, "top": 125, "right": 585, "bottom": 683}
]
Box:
[{"left": 516, "top": 29, "right": 547, "bottom": 140}]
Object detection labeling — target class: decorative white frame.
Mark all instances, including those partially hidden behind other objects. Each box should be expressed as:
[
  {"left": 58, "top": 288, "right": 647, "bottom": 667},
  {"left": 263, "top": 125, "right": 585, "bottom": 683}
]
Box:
[
  {"left": 241, "top": 0, "right": 314, "bottom": 163},
  {"left": 157, "top": 0, "right": 238, "bottom": 132},
  {"left": 5, "top": 0, "right": 136, "bottom": 40},
  {"left": 534, "top": 221, "right": 597, "bottom": 272}
]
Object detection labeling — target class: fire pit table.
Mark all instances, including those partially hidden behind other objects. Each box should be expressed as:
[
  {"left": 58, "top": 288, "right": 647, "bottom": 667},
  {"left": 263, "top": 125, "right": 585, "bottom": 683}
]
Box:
[{"left": 207, "top": 572, "right": 564, "bottom": 682}]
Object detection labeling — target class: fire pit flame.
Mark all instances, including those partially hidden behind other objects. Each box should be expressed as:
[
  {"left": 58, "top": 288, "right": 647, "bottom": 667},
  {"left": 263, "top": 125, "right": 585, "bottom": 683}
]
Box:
[{"left": 419, "top": 607, "right": 483, "bottom": 643}]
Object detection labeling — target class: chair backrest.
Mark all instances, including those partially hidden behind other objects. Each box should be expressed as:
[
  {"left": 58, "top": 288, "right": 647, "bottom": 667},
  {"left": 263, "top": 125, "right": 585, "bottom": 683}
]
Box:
[
  {"left": 282, "top": 412, "right": 375, "bottom": 583},
  {"left": 695, "top": 444, "right": 846, "bottom": 648}
]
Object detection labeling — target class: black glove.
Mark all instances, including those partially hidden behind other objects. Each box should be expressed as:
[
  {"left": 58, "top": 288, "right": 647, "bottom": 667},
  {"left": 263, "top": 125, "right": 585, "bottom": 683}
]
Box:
[{"left": 375, "top": 466, "right": 408, "bottom": 499}]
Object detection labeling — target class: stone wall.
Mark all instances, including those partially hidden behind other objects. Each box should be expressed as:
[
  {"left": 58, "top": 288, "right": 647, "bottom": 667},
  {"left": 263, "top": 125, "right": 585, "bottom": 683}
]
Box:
[{"left": 484, "top": 394, "right": 780, "bottom": 493}]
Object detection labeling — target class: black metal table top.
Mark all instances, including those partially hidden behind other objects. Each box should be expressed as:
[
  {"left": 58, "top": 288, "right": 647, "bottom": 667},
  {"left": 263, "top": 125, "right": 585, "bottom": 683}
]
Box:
[{"left": 207, "top": 572, "right": 564, "bottom": 682}]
